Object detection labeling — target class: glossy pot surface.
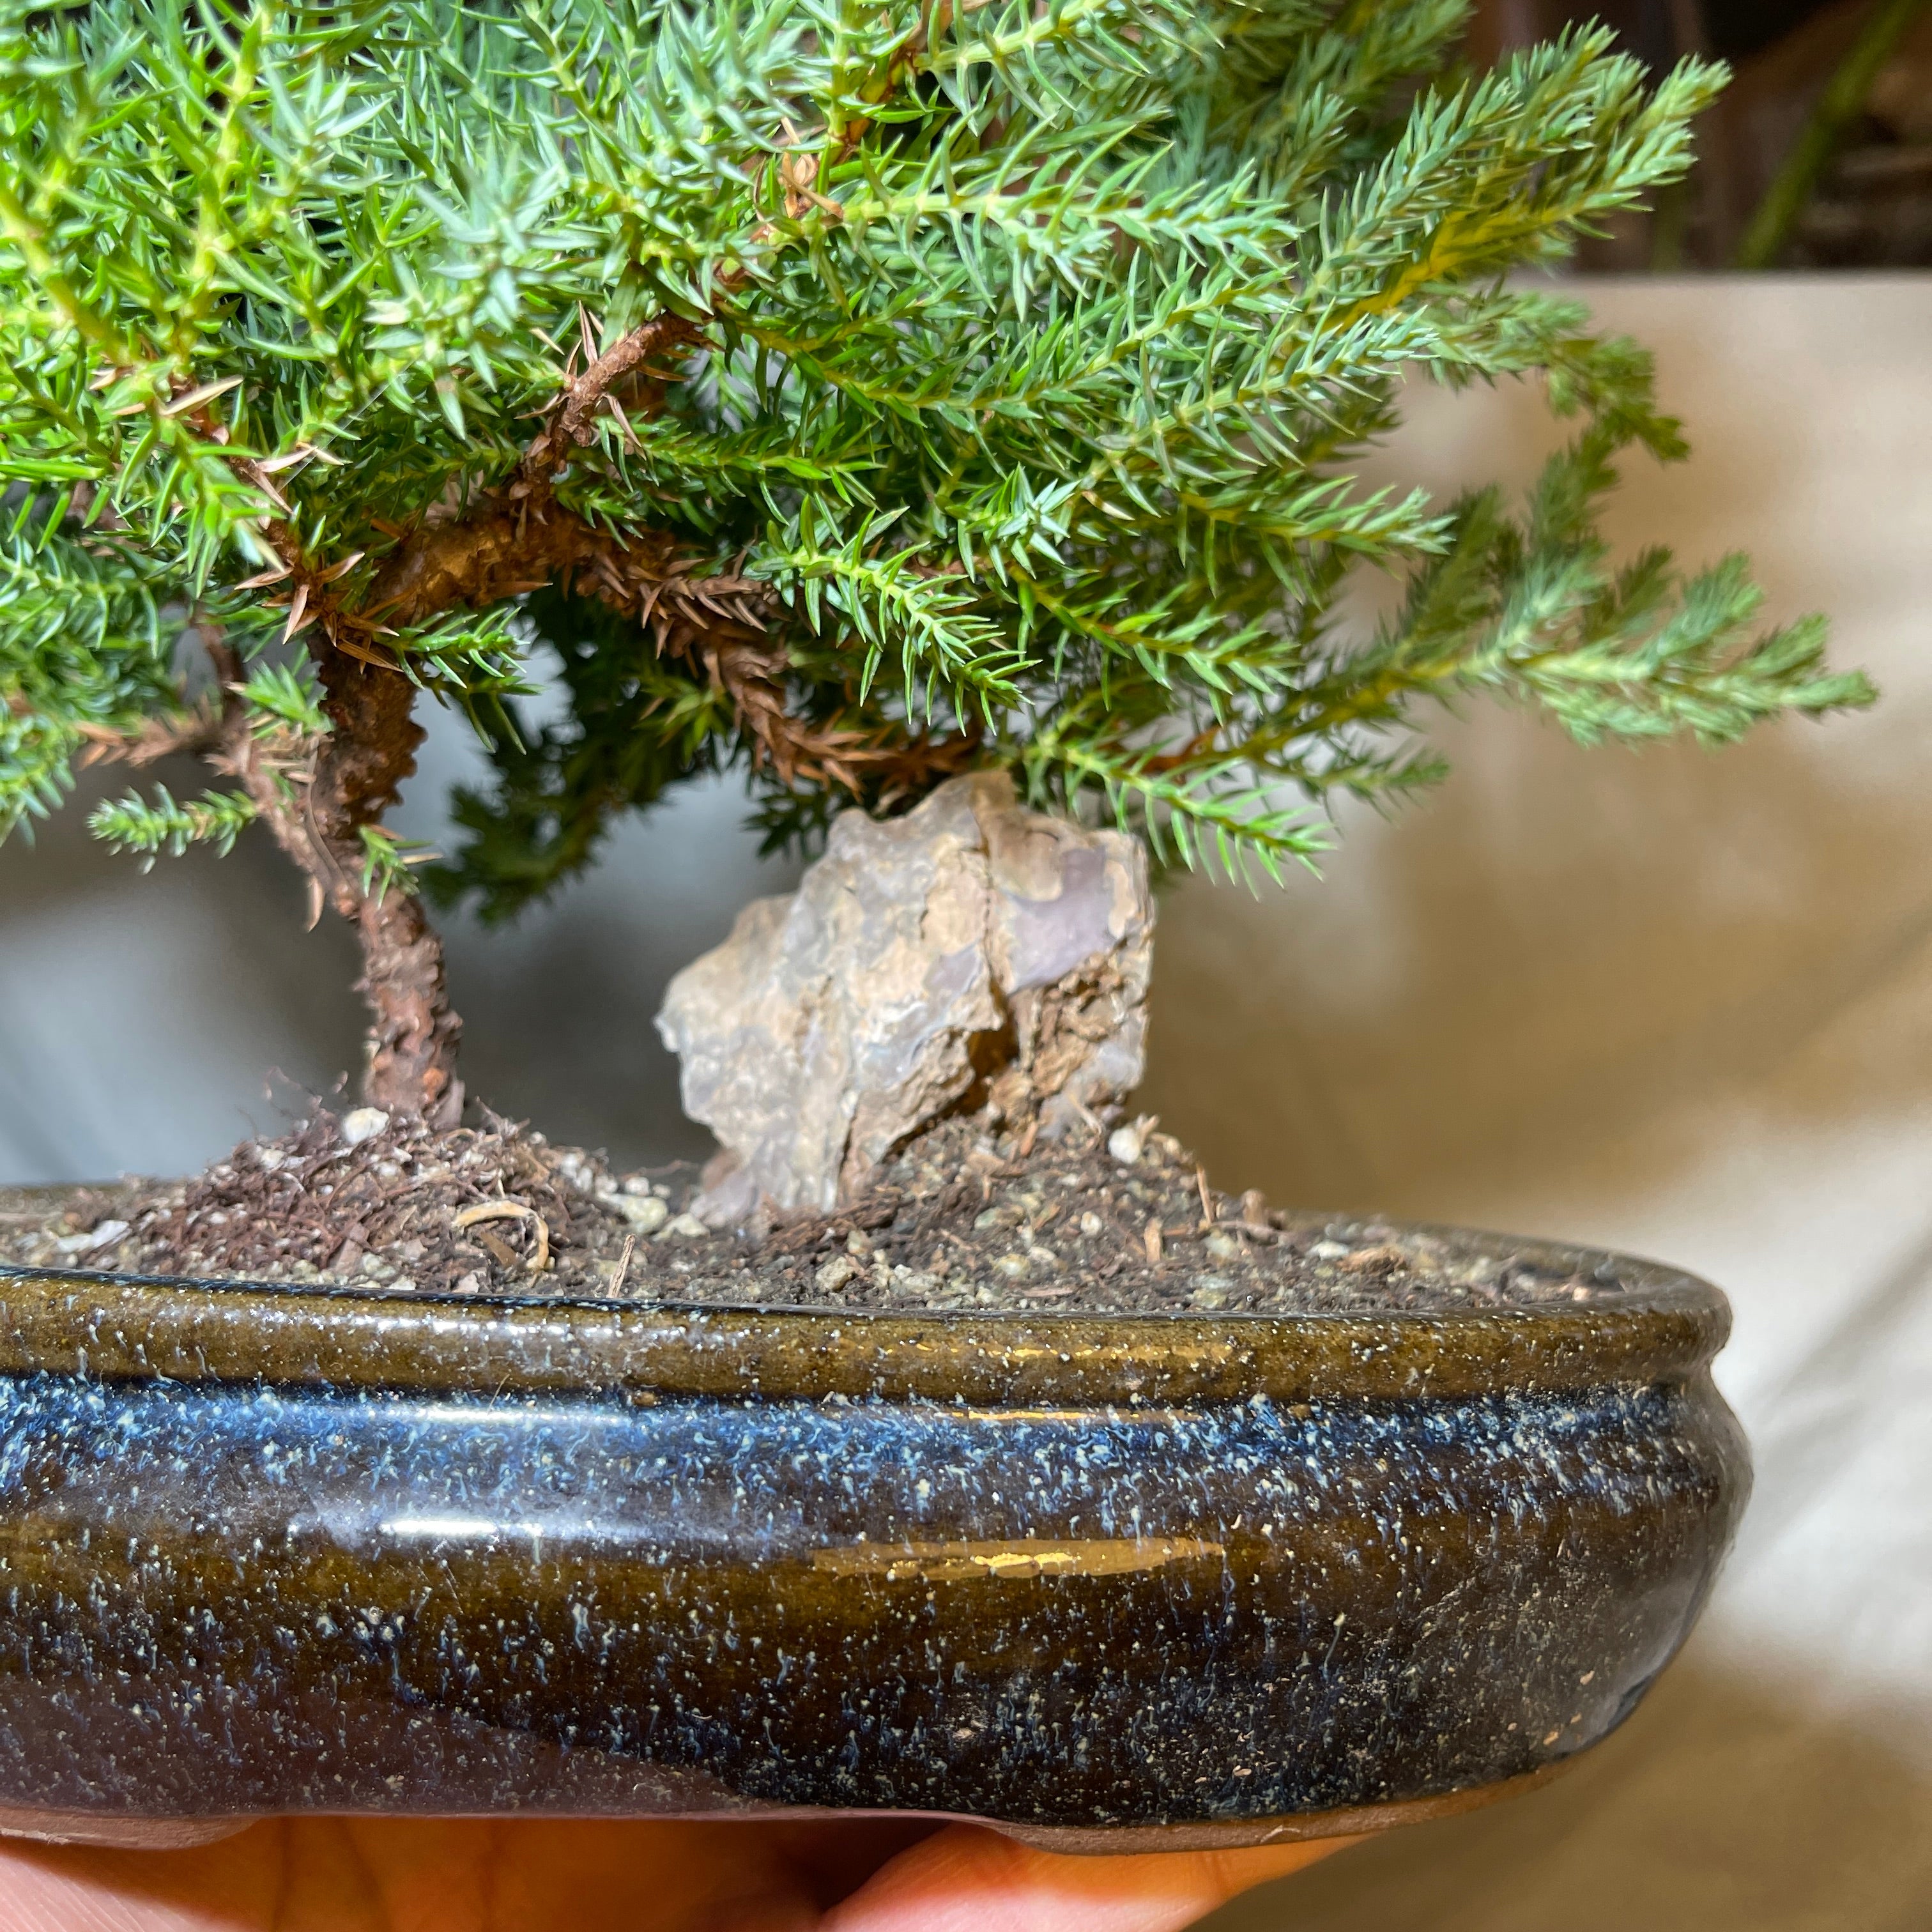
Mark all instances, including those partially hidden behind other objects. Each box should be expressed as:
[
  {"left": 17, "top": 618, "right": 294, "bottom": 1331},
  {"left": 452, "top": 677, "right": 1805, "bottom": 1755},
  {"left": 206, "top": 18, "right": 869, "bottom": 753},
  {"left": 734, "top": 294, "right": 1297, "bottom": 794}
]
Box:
[{"left": 0, "top": 1225, "right": 1748, "bottom": 1850}]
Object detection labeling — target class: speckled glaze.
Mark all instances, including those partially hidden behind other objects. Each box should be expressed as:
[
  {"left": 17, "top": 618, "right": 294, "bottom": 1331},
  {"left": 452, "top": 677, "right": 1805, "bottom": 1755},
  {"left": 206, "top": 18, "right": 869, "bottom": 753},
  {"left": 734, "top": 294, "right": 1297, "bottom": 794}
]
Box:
[{"left": 0, "top": 1225, "right": 1748, "bottom": 1850}]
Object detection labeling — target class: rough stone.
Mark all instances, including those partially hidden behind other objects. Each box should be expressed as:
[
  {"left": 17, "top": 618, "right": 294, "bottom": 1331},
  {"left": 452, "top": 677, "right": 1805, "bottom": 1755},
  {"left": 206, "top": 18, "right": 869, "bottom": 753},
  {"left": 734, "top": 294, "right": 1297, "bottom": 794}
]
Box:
[{"left": 656, "top": 771, "right": 1154, "bottom": 1219}]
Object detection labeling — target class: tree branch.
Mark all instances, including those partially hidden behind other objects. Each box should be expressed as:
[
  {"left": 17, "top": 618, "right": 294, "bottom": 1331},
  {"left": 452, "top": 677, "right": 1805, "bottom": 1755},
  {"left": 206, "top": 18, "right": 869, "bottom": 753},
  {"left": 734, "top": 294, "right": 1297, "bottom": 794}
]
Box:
[
  {"left": 208, "top": 316, "right": 979, "bottom": 870},
  {"left": 514, "top": 312, "right": 705, "bottom": 500},
  {"left": 76, "top": 702, "right": 225, "bottom": 769},
  {"left": 339, "top": 316, "right": 980, "bottom": 794}
]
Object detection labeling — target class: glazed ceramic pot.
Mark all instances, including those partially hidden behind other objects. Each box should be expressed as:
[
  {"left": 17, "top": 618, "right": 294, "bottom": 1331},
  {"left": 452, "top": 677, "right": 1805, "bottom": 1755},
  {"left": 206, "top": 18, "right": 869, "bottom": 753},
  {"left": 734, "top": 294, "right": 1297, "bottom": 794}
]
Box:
[{"left": 0, "top": 1220, "right": 1747, "bottom": 1852}]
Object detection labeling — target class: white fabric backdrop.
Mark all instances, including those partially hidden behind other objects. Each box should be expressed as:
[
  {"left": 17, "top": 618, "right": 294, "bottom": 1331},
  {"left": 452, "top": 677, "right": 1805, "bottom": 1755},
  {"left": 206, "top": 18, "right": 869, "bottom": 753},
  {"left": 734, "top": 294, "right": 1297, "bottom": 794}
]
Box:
[
  {"left": 1, "top": 277, "right": 1927, "bottom": 1926},
  {"left": 1195, "top": 277, "right": 1932, "bottom": 1929}
]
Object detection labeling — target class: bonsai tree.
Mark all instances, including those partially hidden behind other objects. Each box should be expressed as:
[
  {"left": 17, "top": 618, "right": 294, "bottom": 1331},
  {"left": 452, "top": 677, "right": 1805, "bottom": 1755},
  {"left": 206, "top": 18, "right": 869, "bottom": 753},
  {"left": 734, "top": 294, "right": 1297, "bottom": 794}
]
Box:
[{"left": 1, "top": 0, "right": 1871, "bottom": 1136}]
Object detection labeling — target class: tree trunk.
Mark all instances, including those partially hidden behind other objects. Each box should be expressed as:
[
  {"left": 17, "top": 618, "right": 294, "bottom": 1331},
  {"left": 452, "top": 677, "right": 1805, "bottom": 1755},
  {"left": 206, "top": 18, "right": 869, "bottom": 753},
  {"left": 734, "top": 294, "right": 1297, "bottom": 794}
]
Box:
[
  {"left": 355, "top": 883, "right": 464, "bottom": 1128},
  {"left": 215, "top": 638, "right": 465, "bottom": 1127},
  {"left": 310, "top": 651, "right": 464, "bottom": 1127}
]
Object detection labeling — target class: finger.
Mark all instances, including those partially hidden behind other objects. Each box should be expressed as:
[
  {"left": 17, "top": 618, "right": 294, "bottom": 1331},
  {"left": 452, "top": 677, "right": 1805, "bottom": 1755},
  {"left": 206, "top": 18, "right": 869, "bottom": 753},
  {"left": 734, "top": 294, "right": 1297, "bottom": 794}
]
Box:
[
  {"left": 0, "top": 1817, "right": 830, "bottom": 1932},
  {"left": 817, "top": 1823, "right": 1357, "bottom": 1932},
  {"left": 756, "top": 1820, "right": 944, "bottom": 1910},
  {"left": 0, "top": 1822, "right": 295, "bottom": 1932},
  {"left": 334, "top": 1818, "right": 827, "bottom": 1932}
]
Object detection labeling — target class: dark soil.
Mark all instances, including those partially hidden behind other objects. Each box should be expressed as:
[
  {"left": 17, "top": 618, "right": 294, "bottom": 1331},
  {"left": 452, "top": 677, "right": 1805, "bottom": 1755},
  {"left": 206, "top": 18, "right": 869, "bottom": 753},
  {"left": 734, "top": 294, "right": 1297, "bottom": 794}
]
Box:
[{"left": 1, "top": 1107, "right": 1623, "bottom": 1315}]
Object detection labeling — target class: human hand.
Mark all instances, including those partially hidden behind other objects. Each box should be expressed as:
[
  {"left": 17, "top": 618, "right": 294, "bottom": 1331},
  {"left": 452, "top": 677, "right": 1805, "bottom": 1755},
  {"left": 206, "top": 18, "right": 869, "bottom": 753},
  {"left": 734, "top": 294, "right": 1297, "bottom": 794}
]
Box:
[{"left": 0, "top": 1814, "right": 1349, "bottom": 1931}]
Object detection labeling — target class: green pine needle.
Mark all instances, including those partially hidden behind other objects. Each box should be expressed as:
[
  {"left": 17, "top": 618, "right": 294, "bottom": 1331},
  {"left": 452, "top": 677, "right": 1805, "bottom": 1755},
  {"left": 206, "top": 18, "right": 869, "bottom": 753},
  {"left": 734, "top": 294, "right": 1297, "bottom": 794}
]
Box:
[
  {"left": 0, "top": 1, "right": 1870, "bottom": 907},
  {"left": 89, "top": 783, "right": 256, "bottom": 864}
]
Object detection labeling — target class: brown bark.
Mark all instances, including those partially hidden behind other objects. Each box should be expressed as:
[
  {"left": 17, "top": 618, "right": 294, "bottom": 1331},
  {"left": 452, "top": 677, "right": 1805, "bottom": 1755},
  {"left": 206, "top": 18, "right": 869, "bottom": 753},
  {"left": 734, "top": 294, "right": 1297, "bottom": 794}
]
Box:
[
  {"left": 359, "top": 485, "right": 975, "bottom": 795},
  {"left": 350, "top": 884, "right": 464, "bottom": 1128},
  {"left": 208, "top": 636, "right": 463, "bottom": 1128},
  {"left": 514, "top": 312, "right": 704, "bottom": 498},
  {"left": 312, "top": 647, "right": 463, "bottom": 1126}
]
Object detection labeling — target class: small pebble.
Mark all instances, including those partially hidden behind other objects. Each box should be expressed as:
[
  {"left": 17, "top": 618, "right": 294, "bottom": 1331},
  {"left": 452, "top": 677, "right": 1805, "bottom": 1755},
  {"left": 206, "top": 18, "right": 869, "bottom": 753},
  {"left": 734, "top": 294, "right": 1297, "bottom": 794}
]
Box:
[
  {"left": 816, "top": 1255, "right": 861, "bottom": 1293},
  {"left": 1340, "top": 1244, "right": 1406, "bottom": 1276},
  {"left": 1205, "top": 1231, "right": 1243, "bottom": 1262},
  {"left": 658, "top": 1213, "right": 709, "bottom": 1239},
  {"left": 340, "top": 1107, "right": 389, "bottom": 1148},
  {"left": 1078, "top": 1211, "right": 1104, "bottom": 1237},
  {"left": 52, "top": 1219, "right": 129, "bottom": 1258},
  {"left": 1107, "top": 1124, "right": 1143, "bottom": 1166},
  {"left": 602, "top": 1193, "right": 669, "bottom": 1234},
  {"left": 553, "top": 1151, "right": 599, "bottom": 1192}
]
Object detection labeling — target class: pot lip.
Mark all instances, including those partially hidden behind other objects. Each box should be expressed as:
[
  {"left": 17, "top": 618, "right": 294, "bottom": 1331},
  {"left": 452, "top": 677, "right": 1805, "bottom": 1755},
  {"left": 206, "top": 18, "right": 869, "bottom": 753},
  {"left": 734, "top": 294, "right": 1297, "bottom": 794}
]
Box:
[
  {"left": 0, "top": 1217, "right": 1730, "bottom": 1405},
  {"left": 3, "top": 1215, "right": 1710, "bottom": 1323}
]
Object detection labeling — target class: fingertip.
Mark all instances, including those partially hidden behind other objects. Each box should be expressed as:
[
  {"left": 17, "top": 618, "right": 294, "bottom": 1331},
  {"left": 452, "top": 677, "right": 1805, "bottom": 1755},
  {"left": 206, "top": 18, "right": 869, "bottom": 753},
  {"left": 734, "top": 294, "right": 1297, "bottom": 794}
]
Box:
[{"left": 820, "top": 1821, "right": 1358, "bottom": 1932}]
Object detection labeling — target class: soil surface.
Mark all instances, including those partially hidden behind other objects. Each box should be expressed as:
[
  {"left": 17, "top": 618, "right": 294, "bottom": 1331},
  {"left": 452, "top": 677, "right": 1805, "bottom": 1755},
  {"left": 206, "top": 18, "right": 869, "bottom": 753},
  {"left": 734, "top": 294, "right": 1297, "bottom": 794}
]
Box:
[{"left": 0, "top": 1107, "right": 1622, "bottom": 1315}]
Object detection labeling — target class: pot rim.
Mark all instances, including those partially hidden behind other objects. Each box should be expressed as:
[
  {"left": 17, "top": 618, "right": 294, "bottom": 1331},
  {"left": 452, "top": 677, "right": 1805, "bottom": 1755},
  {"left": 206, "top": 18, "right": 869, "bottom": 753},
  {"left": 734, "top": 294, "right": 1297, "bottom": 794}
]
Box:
[{"left": 0, "top": 1218, "right": 1728, "bottom": 1404}]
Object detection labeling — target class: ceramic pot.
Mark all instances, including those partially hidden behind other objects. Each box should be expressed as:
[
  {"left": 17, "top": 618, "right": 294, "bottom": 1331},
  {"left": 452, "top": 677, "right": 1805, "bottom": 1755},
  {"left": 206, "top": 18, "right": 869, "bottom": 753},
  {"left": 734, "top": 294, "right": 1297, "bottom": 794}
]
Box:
[{"left": 0, "top": 1220, "right": 1747, "bottom": 1852}]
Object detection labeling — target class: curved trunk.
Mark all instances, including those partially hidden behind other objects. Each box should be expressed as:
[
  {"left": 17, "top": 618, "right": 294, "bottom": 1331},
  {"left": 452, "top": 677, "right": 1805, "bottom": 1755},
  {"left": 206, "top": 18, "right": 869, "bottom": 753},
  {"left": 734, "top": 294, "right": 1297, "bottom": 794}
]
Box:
[
  {"left": 215, "top": 638, "right": 464, "bottom": 1127},
  {"left": 312, "top": 650, "right": 464, "bottom": 1127}
]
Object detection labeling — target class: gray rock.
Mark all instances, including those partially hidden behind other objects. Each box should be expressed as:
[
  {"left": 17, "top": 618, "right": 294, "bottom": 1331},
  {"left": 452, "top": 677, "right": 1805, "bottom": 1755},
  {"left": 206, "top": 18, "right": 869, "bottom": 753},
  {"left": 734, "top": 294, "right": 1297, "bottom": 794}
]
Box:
[{"left": 657, "top": 771, "right": 1154, "bottom": 1218}]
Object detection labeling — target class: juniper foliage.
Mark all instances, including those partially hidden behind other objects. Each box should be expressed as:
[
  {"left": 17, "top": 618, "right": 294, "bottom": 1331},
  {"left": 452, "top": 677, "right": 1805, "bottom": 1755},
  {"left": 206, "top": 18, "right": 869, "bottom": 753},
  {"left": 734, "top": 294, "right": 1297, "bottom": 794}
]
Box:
[{"left": 0, "top": 0, "right": 1872, "bottom": 928}]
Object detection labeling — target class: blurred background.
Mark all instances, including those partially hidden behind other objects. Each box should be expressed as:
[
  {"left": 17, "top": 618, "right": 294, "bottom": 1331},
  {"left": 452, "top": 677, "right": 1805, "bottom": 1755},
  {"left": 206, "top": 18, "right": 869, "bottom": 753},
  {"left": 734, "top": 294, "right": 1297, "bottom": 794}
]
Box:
[
  {"left": 1472, "top": 0, "right": 1932, "bottom": 272},
  {"left": 3, "top": 4, "right": 1930, "bottom": 1926}
]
